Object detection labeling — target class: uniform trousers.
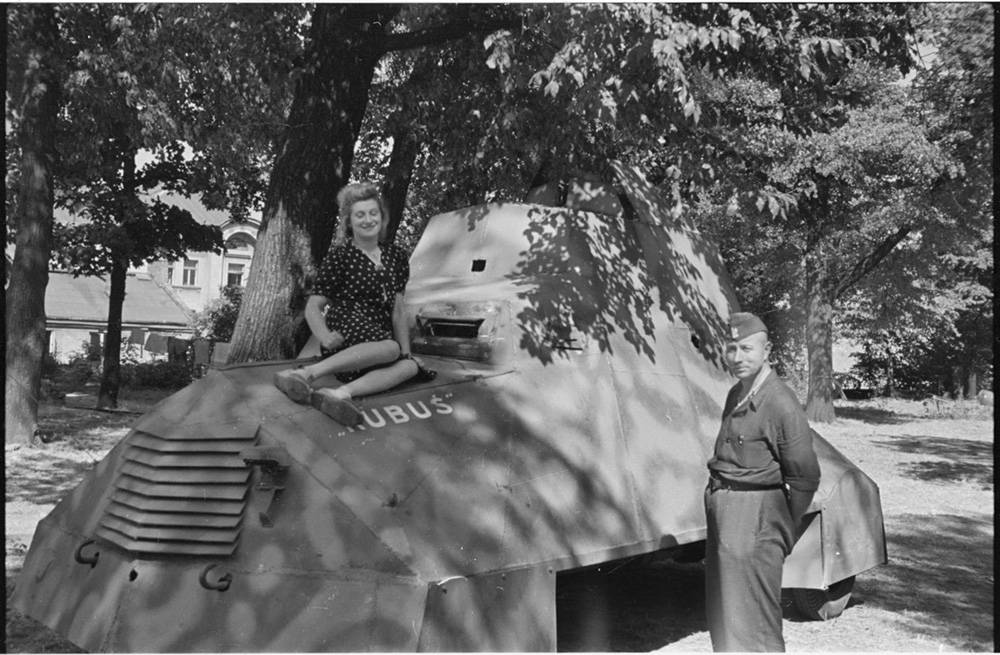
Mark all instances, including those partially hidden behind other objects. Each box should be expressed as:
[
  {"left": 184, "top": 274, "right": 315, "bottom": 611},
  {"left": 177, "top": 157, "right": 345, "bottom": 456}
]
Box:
[{"left": 704, "top": 486, "right": 795, "bottom": 652}]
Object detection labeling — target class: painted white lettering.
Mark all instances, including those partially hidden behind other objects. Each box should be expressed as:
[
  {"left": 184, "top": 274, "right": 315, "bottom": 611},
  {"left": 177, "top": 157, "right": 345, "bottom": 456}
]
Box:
[
  {"left": 430, "top": 396, "right": 454, "bottom": 415},
  {"left": 384, "top": 405, "right": 410, "bottom": 424},
  {"left": 363, "top": 408, "right": 387, "bottom": 428},
  {"left": 406, "top": 401, "right": 432, "bottom": 419}
]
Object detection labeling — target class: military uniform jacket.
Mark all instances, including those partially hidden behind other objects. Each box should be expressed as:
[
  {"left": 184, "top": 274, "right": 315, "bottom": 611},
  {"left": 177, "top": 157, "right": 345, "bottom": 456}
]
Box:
[{"left": 708, "top": 369, "right": 820, "bottom": 499}]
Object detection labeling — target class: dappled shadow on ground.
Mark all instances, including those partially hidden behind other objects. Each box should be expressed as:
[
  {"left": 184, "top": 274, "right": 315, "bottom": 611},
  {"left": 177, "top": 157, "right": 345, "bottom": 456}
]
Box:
[
  {"left": 6, "top": 405, "right": 137, "bottom": 505},
  {"left": 5, "top": 451, "right": 101, "bottom": 505},
  {"left": 874, "top": 436, "right": 993, "bottom": 488},
  {"left": 834, "top": 398, "right": 992, "bottom": 422},
  {"left": 779, "top": 589, "right": 865, "bottom": 624},
  {"left": 833, "top": 405, "right": 909, "bottom": 425},
  {"left": 555, "top": 553, "right": 820, "bottom": 650},
  {"left": 860, "top": 513, "right": 993, "bottom": 651},
  {"left": 35, "top": 405, "right": 137, "bottom": 448},
  {"left": 557, "top": 557, "right": 706, "bottom": 651},
  {"left": 560, "top": 512, "right": 995, "bottom": 652}
]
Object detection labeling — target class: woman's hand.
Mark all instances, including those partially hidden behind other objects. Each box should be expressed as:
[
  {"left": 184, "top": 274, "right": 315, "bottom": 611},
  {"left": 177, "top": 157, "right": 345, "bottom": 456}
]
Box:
[{"left": 320, "top": 330, "right": 344, "bottom": 352}]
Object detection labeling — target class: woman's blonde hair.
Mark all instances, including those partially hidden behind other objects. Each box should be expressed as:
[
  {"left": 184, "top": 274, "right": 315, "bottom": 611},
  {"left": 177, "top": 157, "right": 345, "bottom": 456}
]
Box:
[{"left": 334, "top": 182, "right": 389, "bottom": 245}]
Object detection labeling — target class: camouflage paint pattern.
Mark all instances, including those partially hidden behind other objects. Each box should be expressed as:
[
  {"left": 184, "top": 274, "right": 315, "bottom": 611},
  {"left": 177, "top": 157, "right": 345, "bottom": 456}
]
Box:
[{"left": 11, "top": 164, "right": 886, "bottom": 651}]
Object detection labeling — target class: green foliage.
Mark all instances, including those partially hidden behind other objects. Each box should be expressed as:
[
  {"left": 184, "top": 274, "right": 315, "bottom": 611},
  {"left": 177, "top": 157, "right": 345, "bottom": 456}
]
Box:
[
  {"left": 79, "top": 337, "right": 101, "bottom": 362},
  {"left": 122, "top": 360, "right": 192, "bottom": 389},
  {"left": 852, "top": 323, "right": 993, "bottom": 399},
  {"left": 4, "top": 3, "right": 302, "bottom": 399},
  {"left": 55, "top": 353, "right": 97, "bottom": 388},
  {"left": 346, "top": 4, "right": 935, "bottom": 400},
  {"left": 9, "top": 2, "right": 968, "bottom": 399},
  {"left": 39, "top": 5, "right": 236, "bottom": 277},
  {"left": 834, "top": 5, "right": 993, "bottom": 397},
  {"left": 147, "top": 4, "right": 306, "bottom": 217},
  {"left": 842, "top": 228, "right": 993, "bottom": 398},
  {"left": 351, "top": 4, "right": 923, "bottom": 255},
  {"left": 40, "top": 353, "right": 61, "bottom": 379},
  {"left": 193, "top": 285, "right": 243, "bottom": 342},
  {"left": 51, "top": 198, "right": 223, "bottom": 276},
  {"left": 913, "top": 3, "right": 993, "bottom": 215},
  {"left": 7, "top": 3, "right": 300, "bottom": 268}
]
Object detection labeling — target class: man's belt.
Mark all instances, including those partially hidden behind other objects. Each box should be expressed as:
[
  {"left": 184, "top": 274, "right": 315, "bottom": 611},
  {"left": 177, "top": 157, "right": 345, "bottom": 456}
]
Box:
[{"left": 708, "top": 474, "right": 784, "bottom": 492}]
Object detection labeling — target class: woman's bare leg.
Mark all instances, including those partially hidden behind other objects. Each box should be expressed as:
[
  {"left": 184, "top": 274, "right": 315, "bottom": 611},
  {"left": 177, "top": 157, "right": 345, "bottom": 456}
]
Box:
[
  {"left": 302, "top": 340, "right": 400, "bottom": 379},
  {"left": 309, "top": 357, "right": 419, "bottom": 426},
  {"left": 338, "top": 358, "right": 419, "bottom": 398}
]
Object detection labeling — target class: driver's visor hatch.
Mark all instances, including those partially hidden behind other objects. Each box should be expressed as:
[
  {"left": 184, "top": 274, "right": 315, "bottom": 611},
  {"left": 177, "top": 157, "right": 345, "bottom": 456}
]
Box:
[{"left": 411, "top": 301, "right": 511, "bottom": 364}]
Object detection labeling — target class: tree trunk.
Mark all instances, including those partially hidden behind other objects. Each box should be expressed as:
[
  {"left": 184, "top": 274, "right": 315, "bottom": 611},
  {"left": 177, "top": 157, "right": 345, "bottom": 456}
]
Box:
[
  {"left": 228, "top": 5, "right": 400, "bottom": 362},
  {"left": 884, "top": 358, "right": 897, "bottom": 398},
  {"left": 96, "top": 140, "right": 138, "bottom": 409},
  {"left": 950, "top": 366, "right": 963, "bottom": 399},
  {"left": 383, "top": 132, "right": 420, "bottom": 244},
  {"left": 97, "top": 258, "right": 128, "bottom": 409},
  {"left": 805, "top": 263, "right": 837, "bottom": 423},
  {"left": 5, "top": 5, "right": 60, "bottom": 446}
]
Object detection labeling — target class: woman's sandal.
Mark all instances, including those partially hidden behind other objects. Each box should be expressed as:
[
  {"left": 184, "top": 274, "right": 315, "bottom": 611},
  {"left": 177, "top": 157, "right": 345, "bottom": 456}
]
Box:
[
  {"left": 414, "top": 362, "right": 437, "bottom": 382},
  {"left": 273, "top": 368, "right": 313, "bottom": 404},
  {"left": 310, "top": 388, "right": 363, "bottom": 426}
]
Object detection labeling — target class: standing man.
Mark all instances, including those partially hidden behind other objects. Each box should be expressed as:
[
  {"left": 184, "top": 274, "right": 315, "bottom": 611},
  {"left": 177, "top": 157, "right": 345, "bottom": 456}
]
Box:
[{"left": 705, "top": 312, "right": 821, "bottom": 651}]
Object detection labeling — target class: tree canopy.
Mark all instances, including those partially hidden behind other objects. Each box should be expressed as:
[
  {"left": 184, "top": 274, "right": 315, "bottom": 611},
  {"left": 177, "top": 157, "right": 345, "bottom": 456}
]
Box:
[
  {"left": 5, "top": 4, "right": 990, "bottom": 436},
  {"left": 837, "top": 3, "right": 994, "bottom": 399}
]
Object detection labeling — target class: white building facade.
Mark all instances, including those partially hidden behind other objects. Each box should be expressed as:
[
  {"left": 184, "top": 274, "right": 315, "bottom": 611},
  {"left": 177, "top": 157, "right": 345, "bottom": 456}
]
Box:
[{"left": 39, "top": 194, "right": 260, "bottom": 363}]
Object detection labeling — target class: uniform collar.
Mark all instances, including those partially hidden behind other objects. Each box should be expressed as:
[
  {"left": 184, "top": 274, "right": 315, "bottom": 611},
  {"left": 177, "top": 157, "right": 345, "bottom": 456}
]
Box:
[{"left": 732, "top": 366, "right": 774, "bottom": 413}]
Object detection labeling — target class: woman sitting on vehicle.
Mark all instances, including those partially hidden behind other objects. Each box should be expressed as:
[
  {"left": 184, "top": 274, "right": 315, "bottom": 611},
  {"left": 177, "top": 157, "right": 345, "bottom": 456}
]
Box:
[{"left": 274, "top": 182, "right": 418, "bottom": 425}]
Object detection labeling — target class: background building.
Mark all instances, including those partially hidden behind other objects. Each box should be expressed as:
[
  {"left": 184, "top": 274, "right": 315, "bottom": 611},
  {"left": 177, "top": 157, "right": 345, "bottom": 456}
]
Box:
[
  {"left": 142, "top": 193, "right": 259, "bottom": 314},
  {"left": 37, "top": 193, "right": 259, "bottom": 363}
]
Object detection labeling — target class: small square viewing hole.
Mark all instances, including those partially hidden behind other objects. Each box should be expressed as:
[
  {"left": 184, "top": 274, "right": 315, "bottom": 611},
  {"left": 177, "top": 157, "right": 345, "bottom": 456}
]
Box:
[{"left": 471, "top": 259, "right": 487, "bottom": 272}]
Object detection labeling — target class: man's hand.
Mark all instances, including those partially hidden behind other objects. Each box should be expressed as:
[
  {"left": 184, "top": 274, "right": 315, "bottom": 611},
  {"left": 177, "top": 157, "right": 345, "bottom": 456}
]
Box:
[
  {"left": 319, "top": 330, "right": 344, "bottom": 352},
  {"left": 786, "top": 487, "right": 816, "bottom": 541}
]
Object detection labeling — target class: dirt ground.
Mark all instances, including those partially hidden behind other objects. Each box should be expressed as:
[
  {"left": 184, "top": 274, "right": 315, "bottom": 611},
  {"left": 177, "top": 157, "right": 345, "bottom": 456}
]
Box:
[{"left": 5, "top": 393, "right": 994, "bottom": 652}]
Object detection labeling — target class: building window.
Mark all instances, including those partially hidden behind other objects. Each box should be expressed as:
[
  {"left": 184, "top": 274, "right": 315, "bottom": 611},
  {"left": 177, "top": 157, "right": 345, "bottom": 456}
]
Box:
[
  {"left": 182, "top": 259, "right": 198, "bottom": 287},
  {"left": 166, "top": 263, "right": 174, "bottom": 284},
  {"left": 225, "top": 233, "right": 255, "bottom": 252},
  {"left": 227, "top": 262, "right": 246, "bottom": 287}
]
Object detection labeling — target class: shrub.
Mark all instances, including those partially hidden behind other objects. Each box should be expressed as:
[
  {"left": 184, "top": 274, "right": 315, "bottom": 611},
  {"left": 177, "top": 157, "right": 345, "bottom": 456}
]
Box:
[
  {"left": 56, "top": 355, "right": 96, "bottom": 387},
  {"left": 83, "top": 338, "right": 102, "bottom": 361},
  {"left": 193, "top": 285, "right": 243, "bottom": 342},
  {"left": 123, "top": 361, "right": 192, "bottom": 389},
  {"left": 41, "top": 353, "right": 60, "bottom": 378}
]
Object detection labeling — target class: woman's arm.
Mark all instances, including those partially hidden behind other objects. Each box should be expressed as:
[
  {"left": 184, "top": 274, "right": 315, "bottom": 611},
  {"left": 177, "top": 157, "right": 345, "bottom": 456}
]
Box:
[
  {"left": 305, "top": 294, "right": 343, "bottom": 351},
  {"left": 392, "top": 293, "right": 410, "bottom": 356}
]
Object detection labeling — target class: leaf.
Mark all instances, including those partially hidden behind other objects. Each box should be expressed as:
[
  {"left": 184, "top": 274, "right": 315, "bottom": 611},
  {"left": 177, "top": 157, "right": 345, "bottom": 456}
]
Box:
[
  {"left": 683, "top": 97, "right": 697, "bottom": 118},
  {"left": 767, "top": 195, "right": 780, "bottom": 217}
]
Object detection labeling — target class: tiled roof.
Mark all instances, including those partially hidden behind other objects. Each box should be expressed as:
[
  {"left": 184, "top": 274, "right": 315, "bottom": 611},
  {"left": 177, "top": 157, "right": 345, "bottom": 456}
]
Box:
[{"left": 46, "top": 271, "right": 191, "bottom": 327}]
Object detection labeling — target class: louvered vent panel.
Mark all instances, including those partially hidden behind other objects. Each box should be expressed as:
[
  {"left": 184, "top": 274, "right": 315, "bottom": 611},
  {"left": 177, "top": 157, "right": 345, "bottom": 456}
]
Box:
[{"left": 97, "top": 428, "right": 257, "bottom": 557}]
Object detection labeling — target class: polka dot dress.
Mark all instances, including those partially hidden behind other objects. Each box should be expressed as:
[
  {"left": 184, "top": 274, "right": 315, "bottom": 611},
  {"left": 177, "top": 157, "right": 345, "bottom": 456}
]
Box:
[{"left": 309, "top": 241, "right": 409, "bottom": 356}]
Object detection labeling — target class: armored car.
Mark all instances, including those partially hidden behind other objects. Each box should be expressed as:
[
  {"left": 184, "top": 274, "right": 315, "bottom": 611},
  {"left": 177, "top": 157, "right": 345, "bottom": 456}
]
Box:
[{"left": 11, "top": 163, "right": 885, "bottom": 650}]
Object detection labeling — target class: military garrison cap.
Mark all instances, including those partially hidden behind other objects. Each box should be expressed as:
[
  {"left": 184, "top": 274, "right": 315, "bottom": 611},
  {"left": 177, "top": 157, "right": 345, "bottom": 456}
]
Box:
[{"left": 728, "top": 312, "right": 768, "bottom": 340}]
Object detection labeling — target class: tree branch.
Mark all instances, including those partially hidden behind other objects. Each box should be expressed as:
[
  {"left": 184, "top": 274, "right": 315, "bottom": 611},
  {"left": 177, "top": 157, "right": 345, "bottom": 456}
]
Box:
[
  {"left": 832, "top": 225, "right": 911, "bottom": 300},
  {"left": 380, "top": 14, "right": 521, "bottom": 53}
]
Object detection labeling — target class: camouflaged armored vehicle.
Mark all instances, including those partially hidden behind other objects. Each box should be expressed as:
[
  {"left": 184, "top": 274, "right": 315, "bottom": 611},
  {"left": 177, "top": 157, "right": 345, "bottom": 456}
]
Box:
[{"left": 11, "top": 163, "right": 886, "bottom": 651}]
